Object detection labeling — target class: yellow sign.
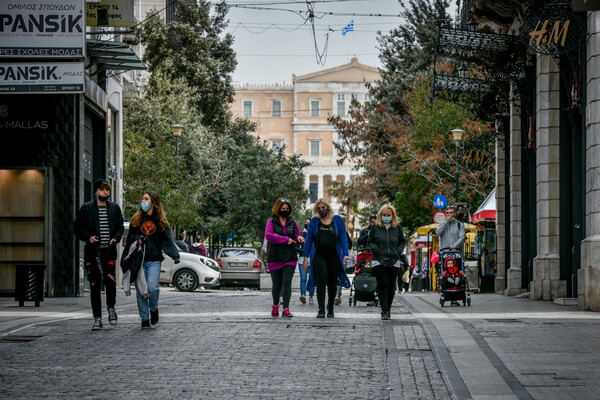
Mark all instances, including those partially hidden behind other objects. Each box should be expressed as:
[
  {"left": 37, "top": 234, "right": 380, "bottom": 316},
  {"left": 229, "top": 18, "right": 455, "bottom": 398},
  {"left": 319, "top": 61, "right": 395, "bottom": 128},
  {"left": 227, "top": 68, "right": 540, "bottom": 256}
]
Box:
[{"left": 86, "top": 0, "right": 135, "bottom": 27}]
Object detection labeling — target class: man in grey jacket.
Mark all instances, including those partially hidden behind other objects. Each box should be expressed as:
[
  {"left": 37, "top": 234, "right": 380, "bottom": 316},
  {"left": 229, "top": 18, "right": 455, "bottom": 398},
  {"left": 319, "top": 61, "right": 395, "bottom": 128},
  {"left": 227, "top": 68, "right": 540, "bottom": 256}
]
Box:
[{"left": 436, "top": 206, "right": 465, "bottom": 250}]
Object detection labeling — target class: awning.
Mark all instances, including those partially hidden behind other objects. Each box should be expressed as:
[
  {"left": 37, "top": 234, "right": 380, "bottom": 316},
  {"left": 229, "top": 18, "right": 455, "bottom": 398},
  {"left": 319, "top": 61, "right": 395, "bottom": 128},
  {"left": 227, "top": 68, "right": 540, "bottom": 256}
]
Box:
[
  {"left": 417, "top": 223, "right": 482, "bottom": 236},
  {"left": 86, "top": 39, "right": 146, "bottom": 72},
  {"left": 472, "top": 188, "right": 496, "bottom": 223}
]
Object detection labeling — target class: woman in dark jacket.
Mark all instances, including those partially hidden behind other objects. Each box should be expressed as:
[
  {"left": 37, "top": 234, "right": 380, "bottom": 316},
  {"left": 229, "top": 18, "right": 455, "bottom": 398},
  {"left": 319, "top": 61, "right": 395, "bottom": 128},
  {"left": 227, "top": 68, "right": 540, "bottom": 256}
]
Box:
[
  {"left": 367, "top": 204, "right": 406, "bottom": 320},
  {"left": 128, "top": 191, "right": 180, "bottom": 329},
  {"left": 265, "top": 197, "right": 304, "bottom": 318}
]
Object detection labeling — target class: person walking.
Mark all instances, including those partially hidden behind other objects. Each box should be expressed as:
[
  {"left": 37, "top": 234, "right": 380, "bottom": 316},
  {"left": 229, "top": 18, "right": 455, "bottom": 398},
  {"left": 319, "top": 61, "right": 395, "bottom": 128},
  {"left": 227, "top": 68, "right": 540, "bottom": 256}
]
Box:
[
  {"left": 73, "top": 179, "right": 124, "bottom": 330},
  {"left": 302, "top": 199, "right": 351, "bottom": 318},
  {"left": 175, "top": 232, "right": 189, "bottom": 253},
  {"left": 298, "top": 218, "right": 315, "bottom": 305},
  {"left": 435, "top": 205, "right": 465, "bottom": 251},
  {"left": 265, "top": 197, "right": 304, "bottom": 318},
  {"left": 128, "top": 191, "right": 180, "bottom": 329},
  {"left": 335, "top": 230, "right": 354, "bottom": 305},
  {"left": 191, "top": 236, "right": 208, "bottom": 257},
  {"left": 367, "top": 204, "right": 406, "bottom": 320},
  {"left": 357, "top": 215, "right": 377, "bottom": 248}
]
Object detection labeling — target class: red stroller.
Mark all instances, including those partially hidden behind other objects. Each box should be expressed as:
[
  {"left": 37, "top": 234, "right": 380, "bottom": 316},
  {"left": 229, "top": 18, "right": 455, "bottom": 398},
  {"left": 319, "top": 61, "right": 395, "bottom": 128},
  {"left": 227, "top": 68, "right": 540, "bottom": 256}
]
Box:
[
  {"left": 438, "top": 249, "right": 471, "bottom": 307},
  {"left": 348, "top": 251, "right": 378, "bottom": 306}
]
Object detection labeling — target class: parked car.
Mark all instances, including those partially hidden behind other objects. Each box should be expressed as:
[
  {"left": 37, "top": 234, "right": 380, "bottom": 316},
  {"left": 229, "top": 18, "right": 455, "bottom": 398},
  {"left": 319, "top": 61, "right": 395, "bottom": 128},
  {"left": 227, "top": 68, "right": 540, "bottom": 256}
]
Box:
[
  {"left": 198, "top": 255, "right": 220, "bottom": 272},
  {"left": 217, "top": 247, "right": 265, "bottom": 288},
  {"left": 160, "top": 252, "right": 220, "bottom": 292}
]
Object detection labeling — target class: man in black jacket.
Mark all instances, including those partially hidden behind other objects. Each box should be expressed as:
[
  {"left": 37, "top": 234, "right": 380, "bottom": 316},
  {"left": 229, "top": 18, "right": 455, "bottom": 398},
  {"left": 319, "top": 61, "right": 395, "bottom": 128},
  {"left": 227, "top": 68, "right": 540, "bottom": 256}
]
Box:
[{"left": 73, "top": 179, "right": 124, "bottom": 330}]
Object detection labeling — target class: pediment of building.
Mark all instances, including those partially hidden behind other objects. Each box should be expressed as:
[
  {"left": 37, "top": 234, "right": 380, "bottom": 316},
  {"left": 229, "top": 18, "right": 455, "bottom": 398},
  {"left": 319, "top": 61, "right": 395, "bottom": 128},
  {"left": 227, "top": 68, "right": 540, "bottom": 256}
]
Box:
[{"left": 293, "top": 57, "right": 380, "bottom": 83}]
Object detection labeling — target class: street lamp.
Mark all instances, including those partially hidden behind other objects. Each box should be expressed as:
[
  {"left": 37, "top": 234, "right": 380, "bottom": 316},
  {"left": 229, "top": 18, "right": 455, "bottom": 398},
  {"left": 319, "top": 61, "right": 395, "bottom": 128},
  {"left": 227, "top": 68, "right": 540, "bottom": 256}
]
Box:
[
  {"left": 458, "top": 64, "right": 468, "bottom": 79},
  {"left": 451, "top": 128, "right": 465, "bottom": 202},
  {"left": 171, "top": 124, "right": 183, "bottom": 157}
]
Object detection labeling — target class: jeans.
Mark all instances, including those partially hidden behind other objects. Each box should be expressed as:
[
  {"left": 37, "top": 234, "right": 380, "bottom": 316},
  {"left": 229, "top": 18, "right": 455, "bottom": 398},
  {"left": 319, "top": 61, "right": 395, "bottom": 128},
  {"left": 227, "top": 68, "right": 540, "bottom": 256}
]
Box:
[
  {"left": 85, "top": 248, "right": 116, "bottom": 318},
  {"left": 135, "top": 261, "right": 161, "bottom": 321},
  {"left": 298, "top": 257, "right": 314, "bottom": 296}
]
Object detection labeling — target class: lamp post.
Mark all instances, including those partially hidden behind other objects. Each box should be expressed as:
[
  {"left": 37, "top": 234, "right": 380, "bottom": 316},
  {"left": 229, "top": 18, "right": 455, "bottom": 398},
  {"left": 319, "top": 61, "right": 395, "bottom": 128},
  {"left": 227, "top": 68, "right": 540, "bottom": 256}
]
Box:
[
  {"left": 451, "top": 128, "right": 465, "bottom": 202},
  {"left": 171, "top": 124, "right": 183, "bottom": 157}
]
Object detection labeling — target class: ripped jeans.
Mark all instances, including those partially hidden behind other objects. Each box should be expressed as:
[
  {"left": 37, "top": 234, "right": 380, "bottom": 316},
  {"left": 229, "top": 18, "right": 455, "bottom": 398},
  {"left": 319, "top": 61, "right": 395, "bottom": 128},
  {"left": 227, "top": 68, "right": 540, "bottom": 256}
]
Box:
[{"left": 85, "top": 248, "right": 117, "bottom": 318}]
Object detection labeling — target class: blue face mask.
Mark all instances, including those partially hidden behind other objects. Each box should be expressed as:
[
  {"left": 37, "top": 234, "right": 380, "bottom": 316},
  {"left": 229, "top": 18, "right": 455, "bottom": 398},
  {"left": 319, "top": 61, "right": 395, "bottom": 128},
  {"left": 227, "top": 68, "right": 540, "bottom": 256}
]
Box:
[
  {"left": 141, "top": 201, "right": 151, "bottom": 212},
  {"left": 382, "top": 216, "right": 392, "bottom": 224}
]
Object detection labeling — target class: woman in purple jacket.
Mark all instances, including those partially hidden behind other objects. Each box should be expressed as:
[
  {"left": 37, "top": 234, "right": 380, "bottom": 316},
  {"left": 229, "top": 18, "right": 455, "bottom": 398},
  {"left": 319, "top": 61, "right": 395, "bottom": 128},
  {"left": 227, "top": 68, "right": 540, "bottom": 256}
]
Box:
[{"left": 265, "top": 197, "right": 305, "bottom": 318}]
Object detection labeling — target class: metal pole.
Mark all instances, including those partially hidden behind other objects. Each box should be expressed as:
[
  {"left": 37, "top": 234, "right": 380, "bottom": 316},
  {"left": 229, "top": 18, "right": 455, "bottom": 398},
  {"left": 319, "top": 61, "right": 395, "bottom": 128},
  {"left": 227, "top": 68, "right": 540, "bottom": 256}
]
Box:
[
  {"left": 175, "top": 136, "right": 180, "bottom": 157},
  {"left": 455, "top": 141, "right": 459, "bottom": 202}
]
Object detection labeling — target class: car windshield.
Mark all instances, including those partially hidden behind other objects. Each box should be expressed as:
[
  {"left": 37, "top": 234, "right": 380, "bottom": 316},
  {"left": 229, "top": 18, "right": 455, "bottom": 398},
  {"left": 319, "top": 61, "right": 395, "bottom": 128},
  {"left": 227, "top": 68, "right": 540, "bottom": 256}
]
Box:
[{"left": 220, "top": 249, "right": 256, "bottom": 258}]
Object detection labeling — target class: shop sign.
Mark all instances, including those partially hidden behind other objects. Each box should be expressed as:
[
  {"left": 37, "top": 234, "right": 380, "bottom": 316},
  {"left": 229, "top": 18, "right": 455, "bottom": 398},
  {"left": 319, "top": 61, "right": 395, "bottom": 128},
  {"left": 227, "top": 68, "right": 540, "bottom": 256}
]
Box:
[
  {"left": 521, "top": 11, "right": 586, "bottom": 55},
  {"left": 0, "top": 96, "right": 55, "bottom": 131},
  {"left": 462, "top": 149, "right": 486, "bottom": 166},
  {"left": 0, "top": 0, "right": 85, "bottom": 58},
  {"left": 0, "top": 62, "right": 84, "bottom": 93},
  {"left": 86, "top": 0, "right": 135, "bottom": 27},
  {"left": 572, "top": 0, "right": 600, "bottom": 11}
]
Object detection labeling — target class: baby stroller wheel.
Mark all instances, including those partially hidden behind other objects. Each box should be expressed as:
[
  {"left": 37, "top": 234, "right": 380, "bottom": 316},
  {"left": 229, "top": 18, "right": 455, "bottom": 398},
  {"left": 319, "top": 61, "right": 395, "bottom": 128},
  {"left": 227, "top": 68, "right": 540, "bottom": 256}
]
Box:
[
  {"left": 348, "top": 296, "right": 352, "bottom": 306},
  {"left": 467, "top": 298, "right": 471, "bottom": 306},
  {"left": 463, "top": 299, "right": 466, "bottom": 306},
  {"left": 353, "top": 297, "right": 357, "bottom": 306},
  {"left": 440, "top": 299, "right": 445, "bottom": 307}
]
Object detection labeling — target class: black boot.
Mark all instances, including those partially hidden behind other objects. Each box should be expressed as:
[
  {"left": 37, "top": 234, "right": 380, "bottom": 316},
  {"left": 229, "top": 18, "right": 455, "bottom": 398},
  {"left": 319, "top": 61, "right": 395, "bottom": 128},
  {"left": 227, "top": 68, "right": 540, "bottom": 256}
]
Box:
[
  {"left": 326, "top": 305, "right": 334, "bottom": 318},
  {"left": 317, "top": 309, "right": 325, "bottom": 318}
]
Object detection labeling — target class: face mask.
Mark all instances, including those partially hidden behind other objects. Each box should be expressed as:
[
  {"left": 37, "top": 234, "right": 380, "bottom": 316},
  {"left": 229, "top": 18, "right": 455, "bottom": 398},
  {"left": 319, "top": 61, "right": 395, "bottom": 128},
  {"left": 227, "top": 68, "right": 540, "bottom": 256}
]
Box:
[
  {"left": 141, "top": 201, "right": 151, "bottom": 212},
  {"left": 279, "top": 209, "right": 290, "bottom": 218},
  {"left": 318, "top": 209, "right": 328, "bottom": 217},
  {"left": 382, "top": 216, "right": 392, "bottom": 224},
  {"left": 97, "top": 195, "right": 109, "bottom": 202}
]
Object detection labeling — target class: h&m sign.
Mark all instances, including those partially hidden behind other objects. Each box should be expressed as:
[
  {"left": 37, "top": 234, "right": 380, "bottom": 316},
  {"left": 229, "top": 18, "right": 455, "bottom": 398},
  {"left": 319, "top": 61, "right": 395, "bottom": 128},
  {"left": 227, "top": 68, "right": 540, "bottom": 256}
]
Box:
[{"left": 520, "top": 11, "right": 586, "bottom": 55}]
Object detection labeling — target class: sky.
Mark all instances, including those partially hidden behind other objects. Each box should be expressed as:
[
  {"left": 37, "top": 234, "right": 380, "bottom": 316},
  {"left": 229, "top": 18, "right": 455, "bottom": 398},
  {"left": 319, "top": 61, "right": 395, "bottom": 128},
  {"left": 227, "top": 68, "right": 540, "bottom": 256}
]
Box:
[{"left": 224, "top": 0, "right": 458, "bottom": 85}]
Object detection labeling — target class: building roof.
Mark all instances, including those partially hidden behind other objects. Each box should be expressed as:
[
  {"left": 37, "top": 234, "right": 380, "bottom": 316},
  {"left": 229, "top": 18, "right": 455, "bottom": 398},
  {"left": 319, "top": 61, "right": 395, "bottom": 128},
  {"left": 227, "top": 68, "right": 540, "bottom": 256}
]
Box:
[{"left": 292, "top": 57, "right": 380, "bottom": 83}]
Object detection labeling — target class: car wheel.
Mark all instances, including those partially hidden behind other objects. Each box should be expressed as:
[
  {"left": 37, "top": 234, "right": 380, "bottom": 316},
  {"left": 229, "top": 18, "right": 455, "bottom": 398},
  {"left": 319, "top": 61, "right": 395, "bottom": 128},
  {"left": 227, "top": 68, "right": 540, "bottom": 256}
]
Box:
[{"left": 173, "top": 269, "right": 199, "bottom": 292}]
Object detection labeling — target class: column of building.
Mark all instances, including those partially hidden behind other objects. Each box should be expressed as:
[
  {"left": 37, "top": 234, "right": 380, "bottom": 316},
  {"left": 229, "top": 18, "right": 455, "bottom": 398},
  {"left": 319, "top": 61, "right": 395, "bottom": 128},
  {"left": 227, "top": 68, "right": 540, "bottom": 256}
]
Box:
[
  {"left": 506, "top": 87, "right": 525, "bottom": 295},
  {"left": 579, "top": 11, "right": 600, "bottom": 310},
  {"left": 531, "top": 54, "right": 565, "bottom": 300},
  {"left": 495, "top": 130, "right": 507, "bottom": 293}
]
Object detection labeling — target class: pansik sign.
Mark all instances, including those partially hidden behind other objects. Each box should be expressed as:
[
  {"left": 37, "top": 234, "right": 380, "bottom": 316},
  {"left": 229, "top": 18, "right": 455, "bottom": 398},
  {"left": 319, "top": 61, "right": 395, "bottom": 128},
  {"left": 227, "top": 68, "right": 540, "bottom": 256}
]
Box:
[
  {"left": 0, "top": 0, "right": 85, "bottom": 58},
  {"left": 0, "top": 62, "right": 84, "bottom": 93},
  {"left": 86, "top": 0, "right": 135, "bottom": 27}
]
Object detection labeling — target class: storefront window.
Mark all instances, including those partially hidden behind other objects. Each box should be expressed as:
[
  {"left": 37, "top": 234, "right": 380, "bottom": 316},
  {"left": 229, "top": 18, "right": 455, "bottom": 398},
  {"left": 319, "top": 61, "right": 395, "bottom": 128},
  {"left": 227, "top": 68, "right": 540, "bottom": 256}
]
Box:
[{"left": 0, "top": 170, "right": 46, "bottom": 293}]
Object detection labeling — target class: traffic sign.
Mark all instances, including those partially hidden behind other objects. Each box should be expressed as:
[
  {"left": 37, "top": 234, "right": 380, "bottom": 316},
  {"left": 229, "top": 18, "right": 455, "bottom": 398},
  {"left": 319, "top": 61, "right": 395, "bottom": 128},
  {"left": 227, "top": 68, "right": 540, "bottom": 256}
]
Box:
[
  {"left": 434, "top": 211, "right": 446, "bottom": 224},
  {"left": 433, "top": 195, "right": 447, "bottom": 209}
]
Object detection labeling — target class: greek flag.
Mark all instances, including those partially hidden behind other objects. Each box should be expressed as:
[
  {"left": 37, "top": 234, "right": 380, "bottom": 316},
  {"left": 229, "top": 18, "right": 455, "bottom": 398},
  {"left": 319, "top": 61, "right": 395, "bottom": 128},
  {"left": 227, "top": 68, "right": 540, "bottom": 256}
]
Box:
[{"left": 342, "top": 20, "right": 354, "bottom": 36}]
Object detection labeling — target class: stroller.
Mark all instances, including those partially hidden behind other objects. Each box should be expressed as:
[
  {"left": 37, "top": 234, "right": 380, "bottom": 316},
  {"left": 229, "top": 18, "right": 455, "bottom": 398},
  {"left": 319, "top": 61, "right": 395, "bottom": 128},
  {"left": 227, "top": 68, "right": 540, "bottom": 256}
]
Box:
[
  {"left": 438, "top": 249, "right": 471, "bottom": 307},
  {"left": 348, "top": 251, "right": 379, "bottom": 306}
]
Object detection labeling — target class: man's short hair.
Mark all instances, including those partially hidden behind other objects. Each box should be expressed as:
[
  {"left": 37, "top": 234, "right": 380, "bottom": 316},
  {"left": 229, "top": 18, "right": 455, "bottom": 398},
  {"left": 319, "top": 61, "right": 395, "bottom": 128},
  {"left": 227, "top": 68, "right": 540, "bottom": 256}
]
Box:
[{"left": 447, "top": 205, "right": 457, "bottom": 212}]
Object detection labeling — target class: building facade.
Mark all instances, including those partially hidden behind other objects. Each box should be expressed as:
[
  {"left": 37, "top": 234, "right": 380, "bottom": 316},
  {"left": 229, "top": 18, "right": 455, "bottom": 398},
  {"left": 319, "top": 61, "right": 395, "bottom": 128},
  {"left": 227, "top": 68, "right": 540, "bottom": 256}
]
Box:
[{"left": 232, "top": 58, "right": 380, "bottom": 216}]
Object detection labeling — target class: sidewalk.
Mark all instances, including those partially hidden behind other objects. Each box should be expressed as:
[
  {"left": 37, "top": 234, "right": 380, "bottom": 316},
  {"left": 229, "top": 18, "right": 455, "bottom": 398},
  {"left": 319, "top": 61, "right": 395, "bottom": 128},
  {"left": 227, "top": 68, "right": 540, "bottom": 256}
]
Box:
[{"left": 1, "top": 289, "right": 599, "bottom": 399}]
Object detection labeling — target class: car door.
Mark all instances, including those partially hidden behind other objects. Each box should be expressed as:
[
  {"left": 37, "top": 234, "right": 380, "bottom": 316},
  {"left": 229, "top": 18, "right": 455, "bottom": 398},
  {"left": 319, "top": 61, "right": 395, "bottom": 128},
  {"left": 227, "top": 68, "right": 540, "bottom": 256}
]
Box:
[{"left": 160, "top": 252, "right": 175, "bottom": 283}]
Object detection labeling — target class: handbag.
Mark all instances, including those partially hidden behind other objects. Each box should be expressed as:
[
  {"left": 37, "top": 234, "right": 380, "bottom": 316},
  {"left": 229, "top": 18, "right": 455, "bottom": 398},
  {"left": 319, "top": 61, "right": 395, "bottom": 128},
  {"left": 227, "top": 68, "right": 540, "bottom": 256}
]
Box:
[{"left": 402, "top": 269, "right": 410, "bottom": 283}]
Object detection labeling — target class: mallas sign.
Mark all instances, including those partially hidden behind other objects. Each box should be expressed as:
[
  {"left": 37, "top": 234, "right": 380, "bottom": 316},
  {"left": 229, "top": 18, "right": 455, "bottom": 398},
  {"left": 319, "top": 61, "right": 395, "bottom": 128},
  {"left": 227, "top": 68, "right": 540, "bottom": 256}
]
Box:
[{"left": 0, "top": 0, "right": 85, "bottom": 58}]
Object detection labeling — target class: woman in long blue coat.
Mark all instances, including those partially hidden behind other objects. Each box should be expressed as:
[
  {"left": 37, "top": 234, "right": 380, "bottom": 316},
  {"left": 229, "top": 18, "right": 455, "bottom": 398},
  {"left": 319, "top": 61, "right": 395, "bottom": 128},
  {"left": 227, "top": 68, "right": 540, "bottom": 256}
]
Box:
[{"left": 302, "top": 199, "right": 351, "bottom": 318}]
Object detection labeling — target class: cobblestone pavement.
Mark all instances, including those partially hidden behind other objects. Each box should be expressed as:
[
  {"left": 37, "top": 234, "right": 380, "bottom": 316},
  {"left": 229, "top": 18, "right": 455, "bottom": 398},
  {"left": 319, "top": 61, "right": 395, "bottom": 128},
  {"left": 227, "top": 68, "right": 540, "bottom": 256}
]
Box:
[{"left": 0, "top": 289, "right": 451, "bottom": 400}]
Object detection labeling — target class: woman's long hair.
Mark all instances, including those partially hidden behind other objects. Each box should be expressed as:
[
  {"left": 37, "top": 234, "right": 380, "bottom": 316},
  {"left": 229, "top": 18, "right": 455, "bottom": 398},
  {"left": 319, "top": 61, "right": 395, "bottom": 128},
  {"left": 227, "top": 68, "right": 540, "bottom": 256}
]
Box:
[
  {"left": 130, "top": 191, "right": 170, "bottom": 231},
  {"left": 313, "top": 198, "right": 333, "bottom": 219},
  {"left": 376, "top": 204, "right": 399, "bottom": 228}
]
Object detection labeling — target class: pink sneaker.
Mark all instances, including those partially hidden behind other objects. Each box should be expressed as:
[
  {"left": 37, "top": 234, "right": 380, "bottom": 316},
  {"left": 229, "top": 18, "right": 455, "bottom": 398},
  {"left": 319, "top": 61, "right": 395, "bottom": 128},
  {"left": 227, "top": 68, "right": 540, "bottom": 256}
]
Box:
[
  {"left": 282, "top": 308, "right": 293, "bottom": 318},
  {"left": 271, "top": 304, "right": 279, "bottom": 317}
]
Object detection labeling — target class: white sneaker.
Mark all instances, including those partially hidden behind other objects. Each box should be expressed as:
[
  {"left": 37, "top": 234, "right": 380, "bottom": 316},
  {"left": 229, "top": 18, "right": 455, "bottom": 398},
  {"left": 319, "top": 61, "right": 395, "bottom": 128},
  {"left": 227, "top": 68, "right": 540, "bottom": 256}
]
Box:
[{"left": 308, "top": 297, "right": 314, "bottom": 305}]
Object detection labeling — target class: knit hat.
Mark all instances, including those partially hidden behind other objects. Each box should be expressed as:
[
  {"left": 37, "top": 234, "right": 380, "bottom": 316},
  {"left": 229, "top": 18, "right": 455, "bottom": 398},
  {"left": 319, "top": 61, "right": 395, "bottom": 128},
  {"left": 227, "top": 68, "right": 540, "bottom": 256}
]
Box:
[{"left": 93, "top": 179, "right": 110, "bottom": 193}]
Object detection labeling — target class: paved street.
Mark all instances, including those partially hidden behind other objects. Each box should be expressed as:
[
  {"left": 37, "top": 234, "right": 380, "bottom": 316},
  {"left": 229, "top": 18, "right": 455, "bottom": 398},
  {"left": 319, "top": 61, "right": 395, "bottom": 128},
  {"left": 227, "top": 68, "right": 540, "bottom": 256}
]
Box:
[{"left": 1, "top": 287, "right": 599, "bottom": 400}]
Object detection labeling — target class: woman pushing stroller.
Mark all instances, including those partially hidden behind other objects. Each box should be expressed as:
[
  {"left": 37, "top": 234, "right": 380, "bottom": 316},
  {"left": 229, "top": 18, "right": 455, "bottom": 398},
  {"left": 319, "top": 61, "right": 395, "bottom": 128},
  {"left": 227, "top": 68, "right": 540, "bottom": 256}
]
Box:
[{"left": 367, "top": 204, "right": 406, "bottom": 320}]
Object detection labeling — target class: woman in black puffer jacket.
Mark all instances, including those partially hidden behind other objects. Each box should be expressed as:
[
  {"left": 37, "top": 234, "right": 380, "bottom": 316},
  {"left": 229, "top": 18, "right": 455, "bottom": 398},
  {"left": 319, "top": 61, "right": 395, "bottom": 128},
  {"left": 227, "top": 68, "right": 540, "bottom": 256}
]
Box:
[{"left": 367, "top": 204, "right": 406, "bottom": 320}]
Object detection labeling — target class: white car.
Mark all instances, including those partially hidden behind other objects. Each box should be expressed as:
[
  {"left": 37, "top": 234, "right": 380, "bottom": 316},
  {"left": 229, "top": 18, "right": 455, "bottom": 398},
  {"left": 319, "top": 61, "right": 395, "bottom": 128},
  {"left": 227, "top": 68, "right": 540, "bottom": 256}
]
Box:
[{"left": 160, "top": 252, "right": 220, "bottom": 291}]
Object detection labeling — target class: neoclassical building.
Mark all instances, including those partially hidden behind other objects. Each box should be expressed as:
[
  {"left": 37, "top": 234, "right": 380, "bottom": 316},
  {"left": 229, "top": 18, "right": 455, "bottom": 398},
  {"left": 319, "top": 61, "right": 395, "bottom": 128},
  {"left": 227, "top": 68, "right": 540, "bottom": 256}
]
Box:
[{"left": 232, "top": 58, "right": 380, "bottom": 216}]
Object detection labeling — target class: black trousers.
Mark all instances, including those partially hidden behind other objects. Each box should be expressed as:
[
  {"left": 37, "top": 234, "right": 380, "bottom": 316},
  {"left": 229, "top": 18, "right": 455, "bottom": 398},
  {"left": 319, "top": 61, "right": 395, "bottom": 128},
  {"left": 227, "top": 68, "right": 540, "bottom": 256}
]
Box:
[
  {"left": 313, "top": 249, "right": 340, "bottom": 311},
  {"left": 85, "top": 248, "right": 116, "bottom": 318},
  {"left": 270, "top": 265, "right": 295, "bottom": 308},
  {"left": 372, "top": 265, "right": 400, "bottom": 313}
]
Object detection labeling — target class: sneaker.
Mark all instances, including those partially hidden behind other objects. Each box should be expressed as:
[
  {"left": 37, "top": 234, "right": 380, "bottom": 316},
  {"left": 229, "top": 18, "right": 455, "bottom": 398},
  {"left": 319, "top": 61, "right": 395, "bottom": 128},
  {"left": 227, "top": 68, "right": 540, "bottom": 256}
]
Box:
[
  {"left": 327, "top": 306, "right": 334, "bottom": 318},
  {"left": 317, "top": 309, "right": 325, "bottom": 318},
  {"left": 299, "top": 295, "right": 306, "bottom": 304},
  {"left": 308, "top": 297, "right": 314, "bottom": 305},
  {"left": 271, "top": 304, "right": 279, "bottom": 317},
  {"left": 381, "top": 311, "right": 390, "bottom": 320},
  {"left": 141, "top": 320, "right": 151, "bottom": 329},
  {"left": 150, "top": 309, "right": 159, "bottom": 326},
  {"left": 107, "top": 307, "right": 118, "bottom": 326},
  {"left": 92, "top": 318, "right": 103, "bottom": 331},
  {"left": 282, "top": 308, "right": 293, "bottom": 318},
  {"left": 334, "top": 297, "right": 341, "bottom": 305}
]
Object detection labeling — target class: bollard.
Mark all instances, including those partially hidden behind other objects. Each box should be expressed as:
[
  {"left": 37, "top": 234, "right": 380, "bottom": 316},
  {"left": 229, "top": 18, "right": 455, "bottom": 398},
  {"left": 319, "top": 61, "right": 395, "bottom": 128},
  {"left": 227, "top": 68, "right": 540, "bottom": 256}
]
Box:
[{"left": 15, "top": 264, "right": 47, "bottom": 307}]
